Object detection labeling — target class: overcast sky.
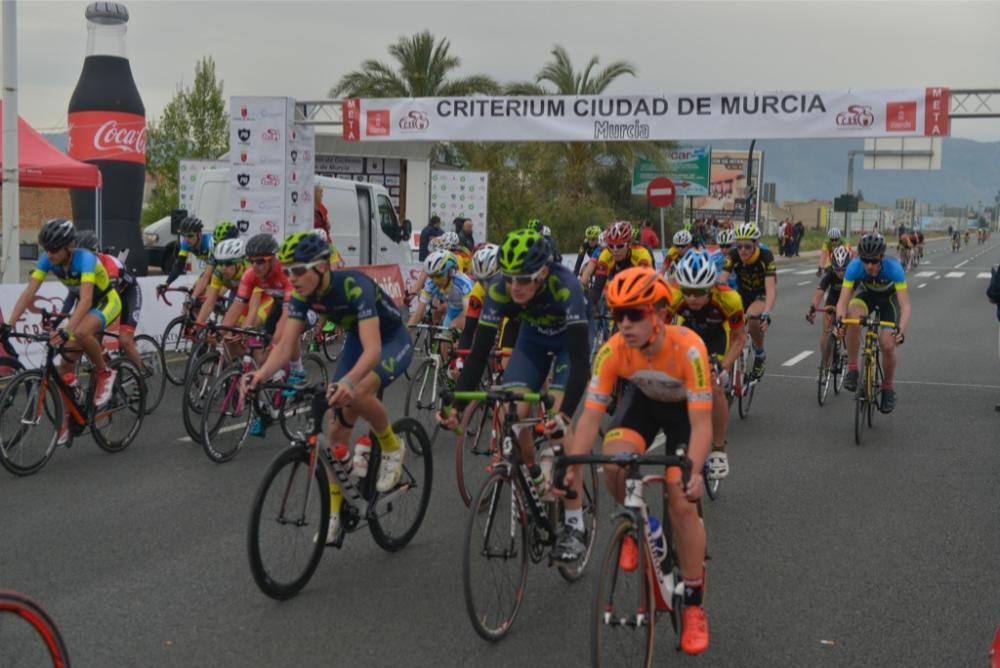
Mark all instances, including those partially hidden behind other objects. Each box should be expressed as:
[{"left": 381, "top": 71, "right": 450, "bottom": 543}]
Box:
[{"left": 10, "top": 0, "right": 1000, "bottom": 140}]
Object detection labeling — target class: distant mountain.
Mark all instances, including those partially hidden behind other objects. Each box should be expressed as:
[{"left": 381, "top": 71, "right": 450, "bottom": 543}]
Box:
[{"left": 701, "top": 137, "right": 1000, "bottom": 208}]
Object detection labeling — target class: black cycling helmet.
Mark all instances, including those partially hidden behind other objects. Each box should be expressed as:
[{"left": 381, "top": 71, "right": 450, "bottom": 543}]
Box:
[
  {"left": 178, "top": 216, "right": 203, "bottom": 235},
  {"left": 75, "top": 230, "right": 99, "bottom": 253},
  {"left": 857, "top": 233, "right": 887, "bottom": 259},
  {"left": 278, "top": 231, "right": 330, "bottom": 264},
  {"left": 245, "top": 233, "right": 278, "bottom": 258},
  {"left": 38, "top": 218, "right": 77, "bottom": 250}
]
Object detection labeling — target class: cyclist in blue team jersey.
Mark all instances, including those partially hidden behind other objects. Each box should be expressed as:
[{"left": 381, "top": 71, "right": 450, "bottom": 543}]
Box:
[
  {"left": 158, "top": 216, "right": 215, "bottom": 300},
  {"left": 835, "top": 233, "right": 910, "bottom": 412},
  {"left": 439, "top": 228, "right": 592, "bottom": 564},
  {"left": 4, "top": 219, "right": 120, "bottom": 409},
  {"left": 407, "top": 250, "right": 474, "bottom": 330},
  {"left": 244, "top": 231, "right": 412, "bottom": 545}
]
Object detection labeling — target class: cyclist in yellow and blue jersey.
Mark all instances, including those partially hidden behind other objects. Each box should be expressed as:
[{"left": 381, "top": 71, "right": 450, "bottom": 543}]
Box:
[
  {"left": 662, "top": 229, "right": 694, "bottom": 277},
  {"left": 719, "top": 222, "right": 777, "bottom": 380},
  {"left": 4, "top": 219, "right": 120, "bottom": 411},
  {"left": 159, "top": 216, "right": 216, "bottom": 301}
]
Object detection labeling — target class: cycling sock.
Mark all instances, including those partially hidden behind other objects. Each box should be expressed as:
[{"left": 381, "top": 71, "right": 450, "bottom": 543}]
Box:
[
  {"left": 329, "top": 481, "right": 343, "bottom": 514},
  {"left": 564, "top": 509, "right": 584, "bottom": 531},
  {"left": 684, "top": 571, "right": 705, "bottom": 606},
  {"left": 374, "top": 424, "right": 401, "bottom": 453},
  {"left": 848, "top": 362, "right": 858, "bottom": 371},
  {"left": 882, "top": 382, "right": 893, "bottom": 390},
  {"left": 754, "top": 348, "right": 765, "bottom": 358},
  {"left": 290, "top": 357, "right": 303, "bottom": 372}
]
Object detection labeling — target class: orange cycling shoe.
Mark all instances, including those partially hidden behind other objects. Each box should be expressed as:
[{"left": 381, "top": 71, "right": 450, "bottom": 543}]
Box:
[
  {"left": 618, "top": 534, "right": 638, "bottom": 572},
  {"left": 681, "top": 605, "right": 710, "bottom": 655}
]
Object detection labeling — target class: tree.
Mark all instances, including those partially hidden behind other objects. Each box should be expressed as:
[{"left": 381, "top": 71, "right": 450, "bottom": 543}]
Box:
[
  {"left": 144, "top": 57, "right": 228, "bottom": 224},
  {"left": 330, "top": 31, "right": 499, "bottom": 98}
]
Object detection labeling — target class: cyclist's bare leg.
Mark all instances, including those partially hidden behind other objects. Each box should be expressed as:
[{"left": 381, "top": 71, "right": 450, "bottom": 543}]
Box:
[
  {"left": 746, "top": 300, "right": 766, "bottom": 350},
  {"left": 878, "top": 330, "right": 898, "bottom": 385},
  {"left": 844, "top": 303, "right": 866, "bottom": 366},
  {"left": 820, "top": 312, "right": 833, "bottom": 367},
  {"left": 667, "top": 477, "right": 707, "bottom": 582},
  {"left": 326, "top": 372, "right": 387, "bottom": 444},
  {"left": 60, "top": 313, "right": 107, "bottom": 376},
  {"left": 118, "top": 329, "right": 144, "bottom": 371},
  {"left": 710, "top": 378, "right": 729, "bottom": 450},
  {"left": 516, "top": 392, "right": 582, "bottom": 511},
  {"left": 599, "top": 433, "right": 641, "bottom": 502}
]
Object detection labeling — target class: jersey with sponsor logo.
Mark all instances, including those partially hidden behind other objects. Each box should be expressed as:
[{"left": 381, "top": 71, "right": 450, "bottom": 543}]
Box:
[
  {"left": 419, "top": 272, "right": 474, "bottom": 313},
  {"left": 210, "top": 259, "right": 250, "bottom": 292},
  {"left": 479, "top": 263, "right": 587, "bottom": 336},
  {"left": 842, "top": 256, "right": 907, "bottom": 295},
  {"left": 31, "top": 249, "right": 112, "bottom": 298},
  {"left": 236, "top": 261, "right": 292, "bottom": 302},
  {"left": 722, "top": 246, "right": 777, "bottom": 296},
  {"left": 178, "top": 233, "right": 214, "bottom": 263},
  {"left": 585, "top": 326, "right": 713, "bottom": 411},
  {"left": 668, "top": 285, "right": 745, "bottom": 355},
  {"left": 288, "top": 269, "right": 404, "bottom": 335},
  {"left": 590, "top": 244, "right": 654, "bottom": 278}
]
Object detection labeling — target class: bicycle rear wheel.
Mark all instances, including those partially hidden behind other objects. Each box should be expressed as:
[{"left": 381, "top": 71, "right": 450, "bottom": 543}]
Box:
[
  {"left": 0, "top": 590, "right": 71, "bottom": 667},
  {"left": 854, "top": 357, "right": 870, "bottom": 446},
  {"left": 455, "top": 400, "right": 495, "bottom": 507},
  {"left": 161, "top": 315, "right": 194, "bottom": 386},
  {"left": 201, "top": 367, "right": 252, "bottom": 463},
  {"left": 832, "top": 342, "right": 847, "bottom": 394},
  {"left": 0, "top": 371, "right": 62, "bottom": 477},
  {"left": 738, "top": 347, "right": 755, "bottom": 419},
  {"left": 403, "top": 358, "right": 440, "bottom": 445},
  {"left": 320, "top": 327, "right": 343, "bottom": 363},
  {"left": 591, "top": 517, "right": 655, "bottom": 668},
  {"left": 369, "top": 418, "right": 433, "bottom": 551},
  {"left": 91, "top": 359, "right": 146, "bottom": 453},
  {"left": 247, "top": 444, "right": 330, "bottom": 600},
  {"left": 182, "top": 351, "right": 221, "bottom": 444},
  {"left": 463, "top": 469, "right": 528, "bottom": 642},
  {"left": 133, "top": 334, "right": 166, "bottom": 414}
]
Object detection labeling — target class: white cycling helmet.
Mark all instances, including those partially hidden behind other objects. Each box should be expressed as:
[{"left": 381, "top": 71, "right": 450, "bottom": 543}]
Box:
[
  {"left": 424, "top": 250, "right": 458, "bottom": 277},
  {"left": 441, "top": 231, "right": 461, "bottom": 249},
  {"left": 734, "top": 222, "right": 761, "bottom": 241},
  {"left": 673, "top": 229, "right": 693, "bottom": 246},
  {"left": 428, "top": 235, "right": 448, "bottom": 251},
  {"left": 472, "top": 243, "right": 500, "bottom": 280},
  {"left": 214, "top": 238, "right": 245, "bottom": 263},
  {"left": 831, "top": 245, "right": 851, "bottom": 269},
  {"left": 718, "top": 229, "right": 735, "bottom": 246},
  {"left": 674, "top": 249, "right": 718, "bottom": 289},
  {"left": 828, "top": 227, "right": 842, "bottom": 241},
  {"left": 541, "top": 225, "right": 552, "bottom": 238}
]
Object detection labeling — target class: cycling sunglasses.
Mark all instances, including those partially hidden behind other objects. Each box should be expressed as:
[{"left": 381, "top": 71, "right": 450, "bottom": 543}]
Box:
[
  {"left": 681, "top": 288, "right": 710, "bottom": 298},
  {"left": 611, "top": 306, "right": 652, "bottom": 323},
  {"left": 736, "top": 242, "right": 755, "bottom": 250},
  {"left": 249, "top": 256, "right": 273, "bottom": 266},
  {"left": 503, "top": 268, "right": 544, "bottom": 285},
  {"left": 282, "top": 260, "right": 323, "bottom": 277},
  {"left": 609, "top": 243, "right": 629, "bottom": 251},
  {"left": 861, "top": 257, "right": 882, "bottom": 265}
]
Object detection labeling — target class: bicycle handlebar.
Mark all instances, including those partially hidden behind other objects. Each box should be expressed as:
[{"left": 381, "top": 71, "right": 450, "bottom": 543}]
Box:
[
  {"left": 441, "top": 389, "right": 555, "bottom": 409},
  {"left": 552, "top": 449, "right": 692, "bottom": 500},
  {"left": 157, "top": 286, "right": 191, "bottom": 307}
]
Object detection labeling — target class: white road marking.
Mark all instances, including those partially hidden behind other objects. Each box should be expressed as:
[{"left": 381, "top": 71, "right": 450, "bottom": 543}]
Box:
[
  {"left": 955, "top": 259, "right": 969, "bottom": 268},
  {"left": 765, "top": 373, "right": 1000, "bottom": 391},
  {"left": 918, "top": 283, "right": 927, "bottom": 288},
  {"left": 945, "top": 272, "right": 965, "bottom": 278},
  {"left": 782, "top": 350, "right": 814, "bottom": 367},
  {"left": 915, "top": 271, "right": 936, "bottom": 277},
  {"left": 978, "top": 272, "right": 992, "bottom": 279},
  {"left": 178, "top": 420, "right": 250, "bottom": 443},
  {"left": 776, "top": 268, "right": 796, "bottom": 274},
  {"left": 797, "top": 280, "right": 812, "bottom": 286},
  {"left": 796, "top": 269, "right": 816, "bottom": 275}
]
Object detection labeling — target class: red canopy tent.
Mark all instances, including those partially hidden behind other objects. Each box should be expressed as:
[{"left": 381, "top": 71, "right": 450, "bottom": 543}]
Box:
[{"left": 0, "top": 101, "right": 102, "bottom": 188}]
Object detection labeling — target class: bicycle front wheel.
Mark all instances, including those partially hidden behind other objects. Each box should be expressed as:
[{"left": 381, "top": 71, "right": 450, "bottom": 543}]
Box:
[
  {"left": 369, "top": 418, "right": 433, "bottom": 551},
  {"left": 161, "top": 315, "right": 194, "bottom": 386},
  {"left": 463, "top": 469, "right": 529, "bottom": 642},
  {"left": 279, "top": 353, "right": 328, "bottom": 441},
  {"left": 182, "top": 351, "right": 221, "bottom": 444},
  {"left": 556, "top": 462, "right": 600, "bottom": 582},
  {"left": 455, "top": 400, "right": 495, "bottom": 507},
  {"left": 134, "top": 334, "right": 166, "bottom": 414},
  {"left": 201, "top": 367, "right": 252, "bottom": 463},
  {"left": 738, "top": 348, "right": 755, "bottom": 419},
  {"left": 0, "top": 590, "right": 71, "bottom": 667},
  {"left": 403, "top": 358, "right": 439, "bottom": 444},
  {"left": 0, "top": 371, "right": 62, "bottom": 477},
  {"left": 247, "top": 445, "right": 330, "bottom": 600},
  {"left": 832, "top": 343, "right": 847, "bottom": 394},
  {"left": 591, "top": 517, "right": 655, "bottom": 668},
  {"left": 91, "top": 359, "right": 146, "bottom": 453}
]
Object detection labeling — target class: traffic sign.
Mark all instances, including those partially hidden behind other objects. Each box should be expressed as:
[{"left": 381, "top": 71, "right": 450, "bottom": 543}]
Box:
[{"left": 646, "top": 177, "right": 676, "bottom": 208}]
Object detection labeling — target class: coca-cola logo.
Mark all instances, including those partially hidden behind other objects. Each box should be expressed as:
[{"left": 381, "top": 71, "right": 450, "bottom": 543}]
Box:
[
  {"left": 262, "top": 128, "right": 280, "bottom": 142},
  {"left": 260, "top": 174, "right": 281, "bottom": 188},
  {"left": 236, "top": 173, "right": 251, "bottom": 188},
  {"left": 261, "top": 220, "right": 279, "bottom": 235},
  {"left": 399, "top": 110, "right": 429, "bottom": 132},
  {"left": 290, "top": 150, "right": 298, "bottom": 163},
  {"left": 237, "top": 128, "right": 251, "bottom": 143},
  {"left": 93, "top": 120, "right": 147, "bottom": 155},
  {"left": 236, "top": 219, "right": 250, "bottom": 233},
  {"left": 836, "top": 105, "right": 875, "bottom": 129}
]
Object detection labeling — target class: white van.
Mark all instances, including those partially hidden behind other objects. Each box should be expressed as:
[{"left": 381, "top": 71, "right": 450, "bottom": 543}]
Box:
[{"left": 143, "top": 169, "right": 414, "bottom": 270}]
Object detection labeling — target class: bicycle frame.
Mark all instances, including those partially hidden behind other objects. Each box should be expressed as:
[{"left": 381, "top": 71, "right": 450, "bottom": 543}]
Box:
[{"left": 10, "top": 332, "right": 97, "bottom": 430}]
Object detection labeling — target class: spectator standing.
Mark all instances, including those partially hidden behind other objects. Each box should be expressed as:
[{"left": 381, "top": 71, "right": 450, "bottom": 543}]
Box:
[
  {"left": 792, "top": 220, "right": 806, "bottom": 256},
  {"left": 314, "top": 185, "right": 331, "bottom": 243},
  {"left": 419, "top": 215, "right": 444, "bottom": 261},
  {"left": 459, "top": 218, "right": 476, "bottom": 250},
  {"left": 640, "top": 219, "right": 660, "bottom": 248},
  {"left": 777, "top": 219, "right": 788, "bottom": 256}
]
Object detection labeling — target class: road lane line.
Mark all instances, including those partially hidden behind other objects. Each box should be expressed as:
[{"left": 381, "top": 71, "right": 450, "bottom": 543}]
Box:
[
  {"left": 795, "top": 269, "right": 816, "bottom": 275},
  {"left": 782, "top": 350, "right": 814, "bottom": 367},
  {"left": 978, "top": 272, "right": 992, "bottom": 279},
  {"left": 797, "top": 280, "right": 811, "bottom": 286},
  {"left": 945, "top": 272, "right": 965, "bottom": 278},
  {"left": 918, "top": 283, "right": 927, "bottom": 288},
  {"left": 915, "top": 271, "right": 936, "bottom": 277},
  {"left": 178, "top": 420, "right": 249, "bottom": 443},
  {"left": 776, "top": 268, "right": 796, "bottom": 274},
  {"left": 955, "top": 259, "right": 969, "bottom": 268}
]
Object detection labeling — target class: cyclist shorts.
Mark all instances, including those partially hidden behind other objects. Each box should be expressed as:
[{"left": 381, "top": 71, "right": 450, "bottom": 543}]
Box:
[
  {"left": 88, "top": 289, "right": 122, "bottom": 330},
  {"left": 501, "top": 324, "right": 574, "bottom": 394},
  {"left": 606, "top": 384, "right": 690, "bottom": 455},
  {"left": 738, "top": 290, "right": 766, "bottom": 307},
  {"left": 118, "top": 283, "right": 142, "bottom": 333},
  {"left": 335, "top": 324, "right": 412, "bottom": 389},
  {"left": 849, "top": 291, "right": 899, "bottom": 329},
  {"left": 824, "top": 289, "right": 841, "bottom": 309},
  {"left": 262, "top": 295, "right": 284, "bottom": 336}
]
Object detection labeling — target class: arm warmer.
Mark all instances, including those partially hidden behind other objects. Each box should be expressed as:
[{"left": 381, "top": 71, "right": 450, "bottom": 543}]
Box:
[
  {"left": 458, "top": 315, "right": 479, "bottom": 351},
  {"left": 573, "top": 250, "right": 587, "bottom": 276},
  {"left": 166, "top": 250, "right": 187, "bottom": 285},
  {"left": 558, "top": 322, "right": 592, "bottom": 417},
  {"left": 452, "top": 321, "right": 497, "bottom": 411}
]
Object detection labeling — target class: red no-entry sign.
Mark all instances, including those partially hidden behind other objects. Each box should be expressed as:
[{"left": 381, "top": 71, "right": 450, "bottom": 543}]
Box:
[{"left": 646, "top": 177, "right": 676, "bottom": 208}]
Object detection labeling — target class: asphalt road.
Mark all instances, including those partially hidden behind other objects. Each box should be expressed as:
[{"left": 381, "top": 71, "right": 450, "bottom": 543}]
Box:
[{"left": 3, "top": 236, "right": 999, "bottom": 667}]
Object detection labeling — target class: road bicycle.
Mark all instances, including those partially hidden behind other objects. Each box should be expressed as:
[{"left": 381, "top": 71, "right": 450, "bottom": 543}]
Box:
[
  {"left": 841, "top": 309, "right": 896, "bottom": 445},
  {"left": 453, "top": 349, "right": 510, "bottom": 506},
  {"left": 0, "top": 589, "right": 71, "bottom": 667},
  {"left": 247, "top": 383, "right": 432, "bottom": 600},
  {"left": 447, "top": 388, "right": 598, "bottom": 642},
  {"left": 0, "top": 332, "right": 145, "bottom": 476},
  {"left": 813, "top": 306, "right": 848, "bottom": 407},
  {"left": 75, "top": 329, "right": 166, "bottom": 416},
  {"left": 158, "top": 287, "right": 229, "bottom": 386},
  {"left": 732, "top": 314, "right": 766, "bottom": 419},
  {"left": 551, "top": 449, "right": 692, "bottom": 668}
]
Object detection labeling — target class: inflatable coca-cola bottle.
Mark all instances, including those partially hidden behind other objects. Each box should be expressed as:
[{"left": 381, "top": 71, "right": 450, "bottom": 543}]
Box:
[{"left": 67, "top": 1, "right": 148, "bottom": 274}]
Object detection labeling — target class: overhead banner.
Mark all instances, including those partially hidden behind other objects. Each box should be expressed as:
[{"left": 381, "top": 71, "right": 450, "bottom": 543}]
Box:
[{"left": 343, "top": 88, "right": 950, "bottom": 142}]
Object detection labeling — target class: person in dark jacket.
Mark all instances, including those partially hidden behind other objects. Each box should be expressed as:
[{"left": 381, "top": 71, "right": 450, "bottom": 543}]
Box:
[
  {"left": 419, "top": 215, "right": 444, "bottom": 261},
  {"left": 459, "top": 218, "right": 476, "bottom": 250}
]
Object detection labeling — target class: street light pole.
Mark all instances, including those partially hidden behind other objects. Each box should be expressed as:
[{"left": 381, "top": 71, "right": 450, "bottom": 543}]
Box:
[
  {"left": 2, "top": 0, "right": 21, "bottom": 284},
  {"left": 843, "top": 149, "right": 861, "bottom": 241}
]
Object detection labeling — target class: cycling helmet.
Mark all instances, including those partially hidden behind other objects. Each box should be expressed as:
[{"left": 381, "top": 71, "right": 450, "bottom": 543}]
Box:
[
  {"left": 827, "top": 227, "right": 842, "bottom": 241},
  {"left": 75, "top": 230, "right": 99, "bottom": 253},
  {"left": 441, "top": 231, "right": 461, "bottom": 249},
  {"left": 606, "top": 267, "right": 671, "bottom": 309},
  {"left": 598, "top": 231, "right": 607, "bottom": 248},
  {"left": 734, "top": 222, "right": 761, "bottom": 241},
  {"left": 526, "top": 218, "right": 543, "bottom": 232},
  {"left": 214, "top": 238, "right": 246, "bottom": 263},
  {"left": 214, "top": 221, "right": 238, "bottom": 243},
  {"left": 541, "top": 225, "right": 552, "bottom": 238},
  {"left": 39, "top": 218, "right": 77, "bottom": 249},
  {"left": 831, "top": 245, "right": 851, "bottom": 270},
  {"left": 278, "top": 231, "right": 330, "bottom": 264},
  {"left": 632, "top": 226, "right": 641, "bottom": 242},
  {"left": 675, "top": 250, "right": 718, "bottom": 289},
  {"left": 673, "top": 229, "right": 693, "bottom": 246},
  {"left": 718, "top": 229, "right": 735, "bottom": 246},
  {"left": 178, "top": 216, "right": 203, "bottom": 235},
  {"left": 499, "top": 229, "right": 552, "bottom": 275},
  {"left": 857, "top": 233, "right": 886, "bottom": 259},
  {"left": 424, "top": 250, "right": 458, "bottom": 277},
  {"left": 472, "top": 243, "right": 500, "bottom": 280},
  {"left": 584, "top": 225, "right": 601, "bottom": 241},
  {"left": 606, "top": 221, "right": 632, "bottom": 246},
  {"left": 428, "top": 234, "right": 449, "bottom": 252},
  {"left": 245, "top": 233, "right": 278, "bottom": 258}
]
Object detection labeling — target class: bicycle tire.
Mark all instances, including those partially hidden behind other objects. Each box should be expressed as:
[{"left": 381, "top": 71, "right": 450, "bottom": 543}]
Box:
[
  {"left": 279, "top": 353, "right": 329, "bottom": 442},
  {"left": 90, "top": 359, "right": 146, "bottom": 453},
  {"left": 738, "top": 347, "right": 755, "bottom": 419},
  {"left": 161, "top": 315, "right": 194, "bottom": 386},
  {"left": 871, "top": 351, "right": 884, "bottom": 421},
  {"left": 832, "top": 342, "right": 847, "bottom": 394},
  {"left": 247, "top": 444, "right": 330, "bottom": 600},
  {"left": 368, "top": 418, "right": 433, "bottom": 551},
  {"left": 0, "top": 370, "right": 62, "bottom": 477},
  {"left": 455, "top": 400, "right": 495, "bottom": 507},
  {"left": 854, "top": 355, "right": 869, "bottom": 446},
  {"left": 0, "top": 590, "right": 72, "bottom": 667},
  {"left": 181, "top": 351, "right": 222, "bottom": 444},
  {"left": 201, "top": 367, "right": 252, "bottom": 463},
  {"left": 704, "top": 459, "right": 720, "bottom": 500},
  {"left": 591, "top": 517, "right": 655, "bottom": 668},
  {"left": 321, "top": 330, "right": 343, "bottom": 363},
  {"left": 133, "top": 334, "right": 166, "bottom": 414},
  {"left": 462, "top": 469, "right": 528, "bottom": 642},
  {"left": 555, "top": 462, "right": 600, "bottom": 582},
  {"left": 402, "top": 358, "right": 439, "bottom": 444}
]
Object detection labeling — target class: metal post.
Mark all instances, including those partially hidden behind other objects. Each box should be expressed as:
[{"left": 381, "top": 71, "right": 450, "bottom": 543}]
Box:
[
  {"left": 2, "top": 0, "right": 20, "bottom": 283},
  {"left": 658, "top": 206, "right": 665, "bottom": 250},
  {"left": 744, "top": 140, "right": 756, "bottom": 224},
  {"left": 843, "top": 149, "right": 861, "bottom": 242}
]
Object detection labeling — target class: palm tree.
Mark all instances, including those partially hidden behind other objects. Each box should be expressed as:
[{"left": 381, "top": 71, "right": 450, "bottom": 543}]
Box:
[{"left": 330, "top": 31, "right": 499, "bottom": 98}]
